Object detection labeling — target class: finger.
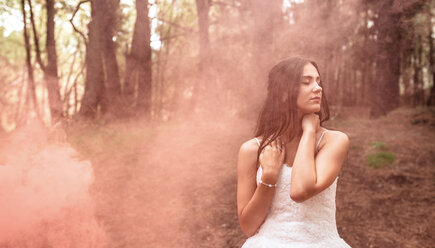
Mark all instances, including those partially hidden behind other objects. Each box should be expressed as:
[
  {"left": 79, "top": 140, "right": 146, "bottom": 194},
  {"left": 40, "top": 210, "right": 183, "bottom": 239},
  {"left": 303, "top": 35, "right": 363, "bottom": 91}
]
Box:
[
  {"left": 270, "top": 139, "right": 276, "bottom": 149},
  {"left": 275, "top": 139, "right": 281, "bottom": 150}
]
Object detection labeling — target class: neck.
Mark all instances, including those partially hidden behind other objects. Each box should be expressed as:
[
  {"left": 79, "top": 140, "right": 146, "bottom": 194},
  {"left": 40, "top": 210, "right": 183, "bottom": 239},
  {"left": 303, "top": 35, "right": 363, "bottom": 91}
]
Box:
[{"left": 281, "top": 112, "right": 312, "bottom": 143}]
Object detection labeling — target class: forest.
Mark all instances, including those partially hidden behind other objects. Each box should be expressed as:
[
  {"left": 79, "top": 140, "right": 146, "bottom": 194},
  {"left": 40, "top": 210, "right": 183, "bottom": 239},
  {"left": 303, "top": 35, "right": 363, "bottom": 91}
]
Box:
[
  {"left": 0, "top": 0, "right": 434, "bottom": 127},
  {"left": 0, "top": 0, "right": 434, "bottom": 247}
]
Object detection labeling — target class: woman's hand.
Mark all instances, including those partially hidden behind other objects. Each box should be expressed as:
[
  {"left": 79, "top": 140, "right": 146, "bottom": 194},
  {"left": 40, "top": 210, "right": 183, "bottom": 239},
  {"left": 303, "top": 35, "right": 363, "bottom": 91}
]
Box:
[
  {"left": 302, "top": 114, "right": 320, "bottom": 132},
  {"left": 259, "top": 139, "right": 285, "bottom": 184}
]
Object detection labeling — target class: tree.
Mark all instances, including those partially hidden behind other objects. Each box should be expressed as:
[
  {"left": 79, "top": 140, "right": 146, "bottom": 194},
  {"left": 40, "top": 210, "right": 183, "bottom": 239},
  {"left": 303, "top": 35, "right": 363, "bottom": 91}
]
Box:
[
  {"left": 99, "top": 0, "right": 122, "bottom": 116},
  {"left": 80, "top": 0, "right": 122, "bottom": 118},
  {"left": 370, "top": 0, "right": 401, "bottom": 117},
  {"left": 427, "top": 0, "right": 435, "bottom": 105},
  {"left": 79, "top": 0, "right": 105, "bottom": 118},
  {"left": 123, "top": 0, "right": 152, "bottom": 117},
  {"left": 27, "top": 0, "right": 62, "bottom": 122},
  {"left": 193, "top": 0, "right": 211, "bottom": 110},
  {"left": 20, "top": 0, "right": 40, "bottom": 124}
]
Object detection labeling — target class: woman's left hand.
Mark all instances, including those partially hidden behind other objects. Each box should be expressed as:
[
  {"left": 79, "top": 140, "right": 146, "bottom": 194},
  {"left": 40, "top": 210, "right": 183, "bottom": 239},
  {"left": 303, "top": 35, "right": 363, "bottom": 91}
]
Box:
[{"left": 301, "top": 114, "right": 320, "bottom": 132}]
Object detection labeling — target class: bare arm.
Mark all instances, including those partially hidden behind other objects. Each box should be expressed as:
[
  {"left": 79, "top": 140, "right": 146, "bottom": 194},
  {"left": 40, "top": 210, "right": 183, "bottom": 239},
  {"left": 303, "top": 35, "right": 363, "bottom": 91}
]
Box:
[
  {"left": 290, "top": 116, "right": 350, "bottom": 202},
  {"left": 237, "top": 139, "right": 284, "bottom": 236}
]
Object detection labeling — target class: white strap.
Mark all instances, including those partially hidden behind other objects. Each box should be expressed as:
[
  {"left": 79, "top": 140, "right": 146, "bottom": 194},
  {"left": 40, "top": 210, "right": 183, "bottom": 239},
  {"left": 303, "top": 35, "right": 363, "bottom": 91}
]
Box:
[
  {"left": 254, "top": 137, "right": 261, "bottom": 146},
  {"left": 316, "top": 131, "right": 328, "bottom": 151}
]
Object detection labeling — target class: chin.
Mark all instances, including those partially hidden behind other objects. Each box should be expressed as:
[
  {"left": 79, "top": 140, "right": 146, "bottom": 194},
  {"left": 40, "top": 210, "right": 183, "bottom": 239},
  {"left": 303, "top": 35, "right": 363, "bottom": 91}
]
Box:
[{"left": 302, "top": 108, "right": 321, "bottom": 114}]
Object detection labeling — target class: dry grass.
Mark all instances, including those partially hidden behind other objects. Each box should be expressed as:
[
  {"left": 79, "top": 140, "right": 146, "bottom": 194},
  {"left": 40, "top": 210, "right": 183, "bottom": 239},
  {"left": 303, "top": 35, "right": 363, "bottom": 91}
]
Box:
[{"left": 62, "top": 107, "right": 435, "bottom": 248}]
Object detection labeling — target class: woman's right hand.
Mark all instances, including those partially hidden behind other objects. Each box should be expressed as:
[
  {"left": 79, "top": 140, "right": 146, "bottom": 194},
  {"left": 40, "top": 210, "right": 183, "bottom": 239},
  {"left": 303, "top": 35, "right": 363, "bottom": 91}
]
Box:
[{"left": 259, "top": 138, "right": 286, "bottom": 184}]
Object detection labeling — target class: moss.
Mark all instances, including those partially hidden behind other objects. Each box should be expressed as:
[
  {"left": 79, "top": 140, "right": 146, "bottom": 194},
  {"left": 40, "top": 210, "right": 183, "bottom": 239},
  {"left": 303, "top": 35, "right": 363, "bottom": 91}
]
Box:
[
  {"left": 368, "top": 141, "right": 388, "bottom": 150},
  {"left": 365, "top": 152, "right": 396, "bottom": 169},
  {"left": 351, "top": 145, "right": 362, "bottom": 150}
]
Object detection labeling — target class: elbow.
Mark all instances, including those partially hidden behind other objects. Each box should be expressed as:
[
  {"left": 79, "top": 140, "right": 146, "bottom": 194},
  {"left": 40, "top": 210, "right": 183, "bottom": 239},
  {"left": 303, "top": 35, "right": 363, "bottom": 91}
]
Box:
[
  {"left": 290, "top": 190, "right": 309, "bottom": 203},
  {"left": 241, "top": 226, "right": 257, "bottom": 237},
  {"left": 239, "top": 223, "right": 257, "bottom": 237},
  {"left": 238, "top": 215, "right": 258, "bottom": 237}
]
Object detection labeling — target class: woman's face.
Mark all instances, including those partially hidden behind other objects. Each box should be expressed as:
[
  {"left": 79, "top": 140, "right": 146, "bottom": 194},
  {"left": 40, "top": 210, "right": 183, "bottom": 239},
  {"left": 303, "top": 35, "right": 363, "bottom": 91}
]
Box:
[{"left": 296, "top": 63, "right": 323, "bottom": 115}]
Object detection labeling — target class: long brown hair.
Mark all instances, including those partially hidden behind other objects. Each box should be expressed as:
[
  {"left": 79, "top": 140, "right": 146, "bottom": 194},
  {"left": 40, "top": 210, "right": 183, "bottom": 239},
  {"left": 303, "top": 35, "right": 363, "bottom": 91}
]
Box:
[{"left": 254, "top": 57, "right": 330, "bottom": 161}]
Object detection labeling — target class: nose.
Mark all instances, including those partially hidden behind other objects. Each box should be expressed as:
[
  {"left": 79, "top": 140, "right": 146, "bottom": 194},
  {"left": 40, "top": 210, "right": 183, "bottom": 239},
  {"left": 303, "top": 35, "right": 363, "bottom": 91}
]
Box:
[{"left": 313, "top": 82, "right": 322, "bottom": 93}]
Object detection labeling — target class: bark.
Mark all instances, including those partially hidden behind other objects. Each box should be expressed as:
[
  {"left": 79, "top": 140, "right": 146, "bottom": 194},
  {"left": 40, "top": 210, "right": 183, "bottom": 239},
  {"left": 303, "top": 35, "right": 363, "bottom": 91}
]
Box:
[
  {"left": 427, "top": 4, "right": 435, "bottom": 105},
  {"left": 20, "top": 0, "right": 40, "bottom": 121},
  {"left": 193, "top": 0, "right": 211, "bottom": 106},
  {"left": 98, "top": 0, "right": 122, "bottom": 116},
  {"left": 361, "top": 1, "right": 369, "bottom": 107},
  {"left": 79, "top": 2, "right": 105, "bottom": 118},
  {"left": 45, "top": 0, "right": 63, "bottom": 122},
  {"left": 413, "top": 38, "right": 424, "bottom": 106},
  {"left": 27, "top": 0, "right": 63, "bottom": 122},
  {"left": 370, "top": 0, "right": 401, "bottom": 118},
  {"left": 124, "top": 0, "right": 152, "bottom": 117}
]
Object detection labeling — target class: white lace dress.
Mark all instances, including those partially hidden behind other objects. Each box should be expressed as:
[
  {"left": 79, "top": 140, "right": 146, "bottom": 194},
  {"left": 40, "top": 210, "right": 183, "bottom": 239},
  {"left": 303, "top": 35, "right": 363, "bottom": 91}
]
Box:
[{"left": 242, "top": 135, "right": 351, "bottom": 248}]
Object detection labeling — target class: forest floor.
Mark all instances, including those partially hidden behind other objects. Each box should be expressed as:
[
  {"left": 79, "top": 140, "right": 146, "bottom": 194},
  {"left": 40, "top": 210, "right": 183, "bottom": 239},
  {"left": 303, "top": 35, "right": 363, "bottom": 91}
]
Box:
[{"left": 65, "top": 106, "right": 434, "bottom": 248}]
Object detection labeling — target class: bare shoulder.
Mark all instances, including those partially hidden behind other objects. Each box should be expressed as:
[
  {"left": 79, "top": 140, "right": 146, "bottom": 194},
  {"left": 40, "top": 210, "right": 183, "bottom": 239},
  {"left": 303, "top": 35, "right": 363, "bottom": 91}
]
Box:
[
  {"left": 238, "top": 138, "right": 260, "bottom": 171},
  {"left": 239, "top": 138, "right": 260, "bottom": 159},
  {"left": 321, "top": 129, "right": 350, "bottom": 151}
]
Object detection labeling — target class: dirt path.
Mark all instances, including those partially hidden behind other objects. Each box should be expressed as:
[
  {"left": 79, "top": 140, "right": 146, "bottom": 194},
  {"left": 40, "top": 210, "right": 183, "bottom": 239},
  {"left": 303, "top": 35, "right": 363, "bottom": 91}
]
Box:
[
  {"left": 90, "top": 118, "right": 251, "bottom": 247},
  {"left": 90, "top": 107, "right": 434, "bottom": 248}
]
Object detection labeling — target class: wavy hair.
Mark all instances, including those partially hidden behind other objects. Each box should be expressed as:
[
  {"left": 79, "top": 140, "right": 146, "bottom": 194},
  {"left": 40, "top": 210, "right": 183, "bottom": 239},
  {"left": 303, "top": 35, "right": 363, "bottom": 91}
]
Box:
[{"left": 254, "top": 57, "right": 330, "bottom": 161}]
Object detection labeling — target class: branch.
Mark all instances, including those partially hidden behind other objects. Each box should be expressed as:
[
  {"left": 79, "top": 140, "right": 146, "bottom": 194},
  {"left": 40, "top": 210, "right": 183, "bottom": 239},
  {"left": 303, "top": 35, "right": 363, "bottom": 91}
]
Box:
[
  {"left": 27, "top": 0, "right": 46, "bottom": 72},
  {"left": 69, "top": 0, "right": 89, "bottom": 44}
]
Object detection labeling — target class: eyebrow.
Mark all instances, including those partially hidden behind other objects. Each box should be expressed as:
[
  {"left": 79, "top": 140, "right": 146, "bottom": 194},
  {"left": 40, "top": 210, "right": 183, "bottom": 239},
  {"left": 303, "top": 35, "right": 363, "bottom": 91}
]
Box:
[{"left": 302, "top": 76, "right": 320, "bottom": 80}]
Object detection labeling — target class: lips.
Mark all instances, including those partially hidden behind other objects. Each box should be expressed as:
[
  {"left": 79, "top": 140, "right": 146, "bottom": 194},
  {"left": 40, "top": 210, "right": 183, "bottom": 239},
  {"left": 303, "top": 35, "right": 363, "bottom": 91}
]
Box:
[{"left": 310, "top": 97, "right": 321, "bottom": 100}]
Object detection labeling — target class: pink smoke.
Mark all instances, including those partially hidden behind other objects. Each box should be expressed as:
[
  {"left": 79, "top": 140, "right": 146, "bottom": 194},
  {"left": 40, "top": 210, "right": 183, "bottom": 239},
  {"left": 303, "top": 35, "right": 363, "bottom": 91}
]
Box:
[{"left": 0, "top": 123, "right": 106, "bottom": 247}]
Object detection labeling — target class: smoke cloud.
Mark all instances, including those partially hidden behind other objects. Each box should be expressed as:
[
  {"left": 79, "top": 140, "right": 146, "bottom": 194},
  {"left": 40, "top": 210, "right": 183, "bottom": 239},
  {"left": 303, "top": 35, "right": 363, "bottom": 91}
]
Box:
[{"left": 0, "top": 122, "right": 106, "bottom": 247}]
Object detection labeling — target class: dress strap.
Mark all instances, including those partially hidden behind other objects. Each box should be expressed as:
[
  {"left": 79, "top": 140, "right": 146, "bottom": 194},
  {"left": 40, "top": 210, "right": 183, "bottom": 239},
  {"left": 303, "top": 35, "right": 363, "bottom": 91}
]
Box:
[
  {"left": 254, "top": 137, "right": 261, "bottom": 146},
  {"left": 315, "top": 130, "right": 328, "bottom": 151}
]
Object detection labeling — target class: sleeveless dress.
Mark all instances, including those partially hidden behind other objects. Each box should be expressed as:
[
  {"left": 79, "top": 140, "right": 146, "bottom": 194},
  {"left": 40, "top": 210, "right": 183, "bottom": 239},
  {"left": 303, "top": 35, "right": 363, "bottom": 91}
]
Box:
[{"left": 241, "top": 131, "right": 351, "bottom": 248}]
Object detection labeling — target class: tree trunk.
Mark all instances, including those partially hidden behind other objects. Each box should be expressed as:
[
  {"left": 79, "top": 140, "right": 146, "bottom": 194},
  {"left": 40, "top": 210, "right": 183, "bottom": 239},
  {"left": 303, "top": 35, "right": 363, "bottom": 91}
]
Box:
[
  {"left": 193, "top": 0, "right": 211, "bottom": 108},
  {"left": 98, "top": 0, "right": 122, "bottom": 116},
  {"left": 27, "top": 0, "right": 62, "bottom": 122},
  {"left": 413, "top": 38, "right": 424, "bottom": 106},
  {"left": 370, "top": 0, "right": 401, "bottom": 118},
  {"left": 45, "top": 0, "right": 63, "bottom": 122},
  {"left": 79, "top": 1, "right": 105, "bottom": 118},
  {"left": 124, "top": 0, "right": 152, "bottom": 117},
  {"left": 20, "top": 0, "right": 40, "bottom": 121},
  {"left": 427, "top": 4, "right": 435, "bottom": 105},
  {"left": 361, "top": 1, "right": 369, "bottom": 107}
]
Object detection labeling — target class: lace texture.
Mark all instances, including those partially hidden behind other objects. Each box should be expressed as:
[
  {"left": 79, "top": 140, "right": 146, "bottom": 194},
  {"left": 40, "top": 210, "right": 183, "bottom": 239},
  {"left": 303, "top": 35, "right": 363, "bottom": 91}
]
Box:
[{"left": 241, "top": 165, "right": 351, "bottom": 248}]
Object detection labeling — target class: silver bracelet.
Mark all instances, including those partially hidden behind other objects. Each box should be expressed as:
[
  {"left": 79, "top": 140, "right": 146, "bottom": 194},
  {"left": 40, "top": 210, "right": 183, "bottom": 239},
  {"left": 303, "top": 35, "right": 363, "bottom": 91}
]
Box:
[{"left": 259, "top": 179, "right": 277, "bottom": 188}]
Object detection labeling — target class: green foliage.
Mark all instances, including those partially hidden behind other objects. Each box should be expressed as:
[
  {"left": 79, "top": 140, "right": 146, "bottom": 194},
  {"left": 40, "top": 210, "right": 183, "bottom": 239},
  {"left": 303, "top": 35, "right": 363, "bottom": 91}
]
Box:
[
  {"left": 366, "top": 140, "right": 395, "bottom": 169},
  {"left": 351, "top": 145, "right": 362, "bottom": 150},
  {"left": 365, "top": 152, "right": 396, "bottom": 169},
  {"left": 368, "top": 141, "right": 388, "bottom": 150}
]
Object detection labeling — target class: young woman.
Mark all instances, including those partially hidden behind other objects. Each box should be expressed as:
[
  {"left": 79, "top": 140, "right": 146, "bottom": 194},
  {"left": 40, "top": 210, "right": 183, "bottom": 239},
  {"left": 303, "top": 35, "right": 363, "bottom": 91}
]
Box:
[{"left": 237, "top": 57, "right": 351, "bottom": 247}]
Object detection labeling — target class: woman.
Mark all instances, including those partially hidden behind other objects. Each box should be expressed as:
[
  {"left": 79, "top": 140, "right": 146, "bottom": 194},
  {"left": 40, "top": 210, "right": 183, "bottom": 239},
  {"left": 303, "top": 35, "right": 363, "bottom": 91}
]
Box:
[{"left": 237, "top": 57, "right": 351, "bottom": 247}]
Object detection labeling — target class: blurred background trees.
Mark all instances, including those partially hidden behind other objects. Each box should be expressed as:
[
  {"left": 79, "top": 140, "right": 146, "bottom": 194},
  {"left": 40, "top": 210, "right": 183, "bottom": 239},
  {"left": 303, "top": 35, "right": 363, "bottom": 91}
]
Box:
[{"left": 0, "top": 0, "right": 434, "bottom": 131}]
